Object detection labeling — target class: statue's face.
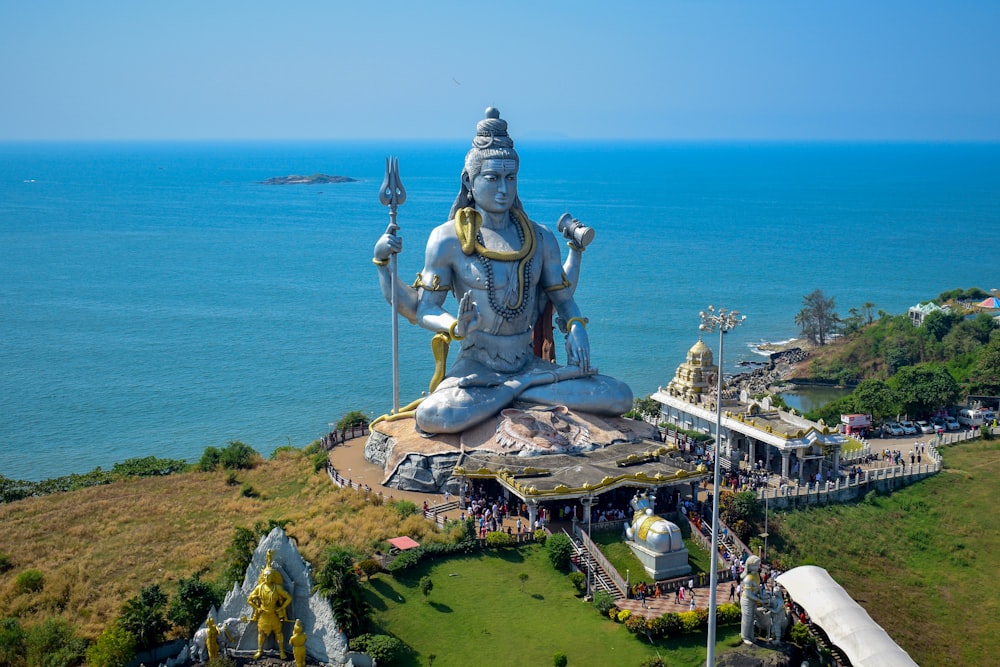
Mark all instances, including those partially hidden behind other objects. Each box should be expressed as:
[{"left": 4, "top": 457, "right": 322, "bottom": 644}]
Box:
[{"left": 469, "top": 158, "right": 518, "bottom": 215}]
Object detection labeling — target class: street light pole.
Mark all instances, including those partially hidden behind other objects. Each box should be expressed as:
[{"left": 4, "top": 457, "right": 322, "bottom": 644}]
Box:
[{"left": 700, "top": 305, "right": 746, "bottom": 666}]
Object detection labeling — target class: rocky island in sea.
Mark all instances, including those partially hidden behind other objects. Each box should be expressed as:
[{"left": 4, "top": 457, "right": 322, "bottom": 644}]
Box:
[{"left": 260, "top": 173, "right": 357, "bottom": 185}]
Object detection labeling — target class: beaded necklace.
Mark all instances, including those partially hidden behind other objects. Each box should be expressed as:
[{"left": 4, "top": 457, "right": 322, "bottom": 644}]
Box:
[{"left": 476, "top": 211, "right": 534, "bottom": 322}]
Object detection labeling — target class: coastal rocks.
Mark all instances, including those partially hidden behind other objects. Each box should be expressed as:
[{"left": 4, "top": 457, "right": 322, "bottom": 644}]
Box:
[
  {"left": 728, "top": 347, "right": 809, "bottom": 396},
  {"left": 259, "top": 174, "right": 357, "bottom": 185}
]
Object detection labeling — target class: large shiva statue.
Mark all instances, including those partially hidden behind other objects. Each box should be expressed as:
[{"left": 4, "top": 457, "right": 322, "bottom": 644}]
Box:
[{"left": 373, "top": 107, "right": 632, "bottom": 435}]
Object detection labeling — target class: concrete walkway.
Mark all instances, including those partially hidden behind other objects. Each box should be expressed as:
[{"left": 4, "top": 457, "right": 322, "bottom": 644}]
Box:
[{"left": 616, "top": 578, "right": 738, "bottom": 618}]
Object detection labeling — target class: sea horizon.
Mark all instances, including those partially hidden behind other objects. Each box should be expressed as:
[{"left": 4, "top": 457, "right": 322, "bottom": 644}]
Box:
[{"left": 2, "top": 140, "right": 998, "bottom": 481}]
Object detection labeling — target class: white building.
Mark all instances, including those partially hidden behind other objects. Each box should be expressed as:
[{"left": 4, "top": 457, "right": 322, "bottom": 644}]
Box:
[{"left": 652, "top": 339, "right": 851, "bottom": 484}]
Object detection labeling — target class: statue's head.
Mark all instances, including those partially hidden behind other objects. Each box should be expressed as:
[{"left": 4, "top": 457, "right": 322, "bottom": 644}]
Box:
[
  {"left": 293, "top": 619, "right": 303, "bottom": 633},
  {"left": 745, "top": 555, "right": 761, "bottom": 573},
  {"left": 465, "top": 107, "right": 518, "bottom": 177},
  {"left": 451, "top": 107, "right": 524, "bottom": 218}
]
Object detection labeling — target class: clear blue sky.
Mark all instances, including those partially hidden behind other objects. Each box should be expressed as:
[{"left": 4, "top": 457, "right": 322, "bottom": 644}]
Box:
[{"left": 2, "top": 1, "right": 998, "bottom": 141}]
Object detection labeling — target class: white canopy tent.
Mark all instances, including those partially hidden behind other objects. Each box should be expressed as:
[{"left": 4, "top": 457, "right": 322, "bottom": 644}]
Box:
[{"left": 776, "top": 565, "right": 919, "bottom": 667}]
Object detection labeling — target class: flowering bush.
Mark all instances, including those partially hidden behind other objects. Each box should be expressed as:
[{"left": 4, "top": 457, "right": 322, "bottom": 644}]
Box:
[
  {"left": 616, "top": 609, "right": 632, "bottom": 623},
  {"left": 647, "top": 612, "right": 682, "bottom": 639},
  {"left": 625, "top": 613, "right": 649, "bottom": 634},
  {"left": 717, "top": 602, "right": 741, "bottom": 625},
  {"left": 678, "top": 610, "right": 703, "bottom": 634}
]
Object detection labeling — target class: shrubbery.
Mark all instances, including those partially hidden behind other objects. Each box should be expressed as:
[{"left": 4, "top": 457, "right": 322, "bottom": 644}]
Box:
[
  {"left": 199, "top": 441, "right": 259, "bottom": 472},
  {"left": 789, "top": 621, "right": 815, "bottom": 649},
  {"left": 14, "top": 569, "right": 44, "bottom": 594},
  {"left": 485, "top": 531, "right": 513, "bottom": 548},
  {"left": 591, "top": 590, "right": 616, "bottom": 616},
  {"left": 349, "top": 633, "right": 406, "bottom": 665},
  {"left": 545, "top": 533, "right": 573, "bottom": 569},
  {"left": 624, "top": 613, "right": 647, "bottom": 634},
  {"left": 23, "top": 617, "right": 87, "bottom": 667},
  {"left": 85, "top": 623, "right": 137, "bottom": 667},
  {"left": 391, "top": 499, "right": 418, "bottom": 518},
  {"left": 621, "top": 604, "right": 737, "bottom": 640},
  {"left": 1, "top": 456, "right": 189, "bottom": 503},
  {"left": 567, "top": 571, "right": 585, "bottom": 594}
]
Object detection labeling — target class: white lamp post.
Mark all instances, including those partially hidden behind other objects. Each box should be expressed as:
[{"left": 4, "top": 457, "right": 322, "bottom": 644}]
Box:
[{"left": 700, "top": 305, "right": 746, "bottom": 666}]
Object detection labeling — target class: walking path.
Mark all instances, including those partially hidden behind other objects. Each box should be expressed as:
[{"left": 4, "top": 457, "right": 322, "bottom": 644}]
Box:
[{"left": 616, "top": 578, "right": 737, "bottom": 618}]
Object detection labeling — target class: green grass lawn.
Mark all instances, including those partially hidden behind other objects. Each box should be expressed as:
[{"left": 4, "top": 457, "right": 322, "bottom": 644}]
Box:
[
  {"left": 591, "top": 528, "right": 712, "bottom": 587},
  {"left": 364, "top": 544, "right": 741, "bottom": 667},
  {"left": 775, "top": 439, "right": 1000, "bottom": 667}
]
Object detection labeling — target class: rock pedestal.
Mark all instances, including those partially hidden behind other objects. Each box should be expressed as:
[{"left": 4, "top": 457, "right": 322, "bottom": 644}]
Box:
[{"left": 211, "top": 528, "right": 350, "bottom": 666}]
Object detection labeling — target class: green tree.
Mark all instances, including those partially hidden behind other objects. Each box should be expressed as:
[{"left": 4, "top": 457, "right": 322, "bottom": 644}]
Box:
[
  {"left": 553, "top": 651, "right": 568, "bottom": 667},
  {"left": 219, "top": 441, "right": 258, "bottom": 470},
  {"left": 348, "top": 634, "right": 405, "bottom": 665},
  {"left": 0, "top": 617, "right": 26, "bottom": 667},
  {"left": 852, "top": 379, "right": 898, "bottom": 423},
  {"left": 119, "top": 584, "right": 170, "bottom": 651},
  {"left": 335, "top": 411, "right": 369, "bottom": 430},
  {"left": 630, "top": 396, "right": 661, "bottom": 422},
  {"left": 419, "top": 576, "right": 434, "bottom": 600},
  {"left": 518, "top": 572, "right": 529, "bottom": 592},
  {"left": 314, "top": 546, "right": 369, "bottom": 637},
  {"left": 167, "top": 574, "right": 221, "bottom": 636},
  {"left": 922, "top": 310, "right": 956, "bottom": 342},
  {"left": 861, "top": 301, "right": 876, "bottom": 326},
  {"left": 794, "top": 289, "right": 840, "bottom": 346},
  {"left": 85, "top": 624, "right": 137, "bottom": 667},
  {"left": 545, "top": 533, "right": 574, "bottom": 570},
  {"left": 883, "top": 336, "right": 918, "bottom": 374},
  {"left": 891, "top": 365, "right": 960, "bottom": 418},
  {"left": 967, "top": 339, "right": 1000, "bottom": 395},
  {"left": 720, "top": 490, "right": 762, "bottom": 527},
  {"left": 24, "top": 618, "right": 86, "bottom": 667}
]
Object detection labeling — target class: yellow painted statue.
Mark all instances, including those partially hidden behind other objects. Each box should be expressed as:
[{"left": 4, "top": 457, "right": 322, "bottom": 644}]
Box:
[
  {"left": 289, "top": 619, "right": 307, "bottom": 667},
  {"left": 205, "top": 617, "right": 220, "bottom": 662},
  {"left": 247, "top": 558, "right": 292, "bottom": 659}
]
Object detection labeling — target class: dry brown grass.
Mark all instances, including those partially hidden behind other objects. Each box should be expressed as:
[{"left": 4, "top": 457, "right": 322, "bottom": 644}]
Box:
[{"left": 0, "top": 450, "right": 446, "bottom": 639}]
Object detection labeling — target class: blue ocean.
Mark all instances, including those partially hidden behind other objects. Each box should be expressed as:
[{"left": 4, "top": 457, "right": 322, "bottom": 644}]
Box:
[{"left": 2, "top": 141, "right": 998, "bottom": 481}]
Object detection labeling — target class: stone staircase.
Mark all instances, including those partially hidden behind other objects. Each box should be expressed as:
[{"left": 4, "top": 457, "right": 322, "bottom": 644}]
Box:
[{"left": 565, "top": 529, "right": 622, "bottom": 599}]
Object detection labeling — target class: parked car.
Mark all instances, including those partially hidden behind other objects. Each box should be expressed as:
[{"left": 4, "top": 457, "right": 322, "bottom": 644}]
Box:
[
  {"left": 899, "top": 420, "right": 918, "bottom": 435},
  {"left": 916, "top": 420, "right": 936, "bottom": 434},
  {"left": 945, "top": 416, "right": 961, "bottom": 431},
  {"left": 884, "top": 422, "right": 905, "bottom": 437}
]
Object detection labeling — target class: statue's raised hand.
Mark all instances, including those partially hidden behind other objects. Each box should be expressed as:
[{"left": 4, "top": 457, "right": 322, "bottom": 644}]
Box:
[
  {"left": 453, "top": 291, "right": 481, "bottom": 339},
  {"left": 565, "top": 323, "right": 591, "bottom": 372},
  {"left": 373, "top": 224, "right": 402, "bottom": 262}
]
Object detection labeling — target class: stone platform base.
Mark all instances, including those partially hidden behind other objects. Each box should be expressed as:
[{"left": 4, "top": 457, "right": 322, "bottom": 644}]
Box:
[
  {"left": 627, "top": 540, "right": 691, "bottom": 580},
  {"left": 365, "top": 408, "right": 660, "bottom": 493}
]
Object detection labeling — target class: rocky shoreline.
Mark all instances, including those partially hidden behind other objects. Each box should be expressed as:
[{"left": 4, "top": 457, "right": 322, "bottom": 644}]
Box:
[{"left": 728, "top": 346, "right": 811, "bottom": 397}]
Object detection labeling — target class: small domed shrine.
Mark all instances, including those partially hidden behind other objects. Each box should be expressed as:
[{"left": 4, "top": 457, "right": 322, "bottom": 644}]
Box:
[{"left": 665, "top": 338, "right": 718, "bottom": 401}]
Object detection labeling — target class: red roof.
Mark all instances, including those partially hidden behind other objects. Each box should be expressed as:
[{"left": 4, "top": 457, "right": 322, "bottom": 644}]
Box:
[{"left": 387, "top": 536, "right": 421, "bottom": 551}]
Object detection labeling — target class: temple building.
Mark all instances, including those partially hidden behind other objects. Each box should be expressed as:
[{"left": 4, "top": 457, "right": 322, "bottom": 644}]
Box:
[
  {"left": 653, "top": 339, "right": 850, "bottom": 484},
  {"left": 664, "top": 337, "right": 718, "bottom": 401}
]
